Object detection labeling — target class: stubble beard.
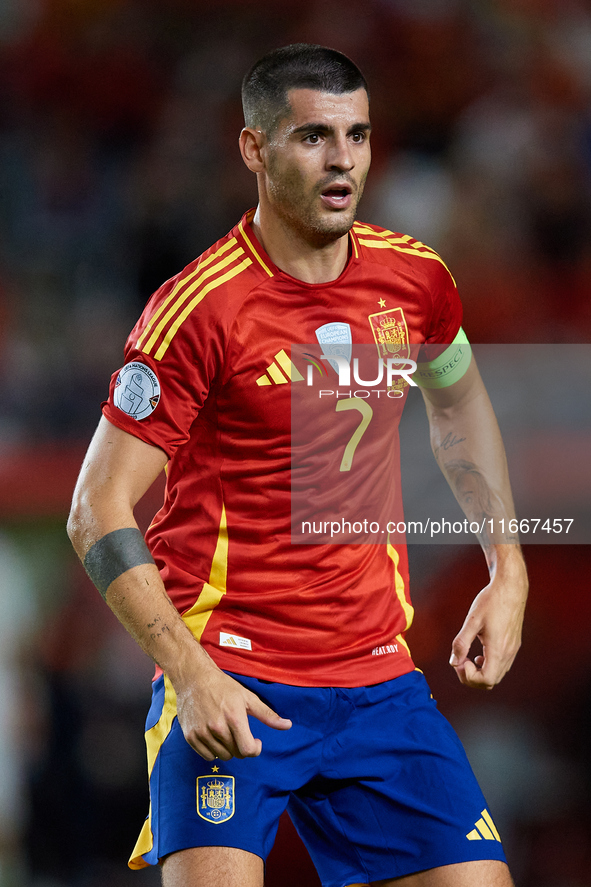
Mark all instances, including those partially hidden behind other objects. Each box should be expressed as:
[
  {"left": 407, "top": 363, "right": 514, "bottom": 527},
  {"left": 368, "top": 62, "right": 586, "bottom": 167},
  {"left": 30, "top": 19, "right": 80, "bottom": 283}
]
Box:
[{"left": 267, "top": 162, "right": 366, "bottom": 249}]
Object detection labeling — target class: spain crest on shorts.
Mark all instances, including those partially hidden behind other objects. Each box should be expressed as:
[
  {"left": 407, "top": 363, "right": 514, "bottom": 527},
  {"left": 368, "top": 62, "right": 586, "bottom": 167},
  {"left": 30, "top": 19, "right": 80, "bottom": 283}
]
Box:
[{"left": 196, "top": 776, "right": 235, "bottom": 824}]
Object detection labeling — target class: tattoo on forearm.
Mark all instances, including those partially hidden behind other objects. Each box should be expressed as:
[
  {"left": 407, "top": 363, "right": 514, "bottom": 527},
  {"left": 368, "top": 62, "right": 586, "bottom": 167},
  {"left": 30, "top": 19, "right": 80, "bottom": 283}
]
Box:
[
  {"left": 444, "top": 459, "right": 495, "bottom": 547},
  {"left": 83, "top": 528, "right": 155, "bottom": 600},
  {"left": 440, "top": 457, "right": 520, "bottom": 554},
  {"left": 435, "top": 432, "right": 466, "bottom": 459},
  {"left": 146, "top": 614, "right": 171, "bottom": 640},
  {"left": 445, "top": 459, "right": 492, "bottom": 509}
]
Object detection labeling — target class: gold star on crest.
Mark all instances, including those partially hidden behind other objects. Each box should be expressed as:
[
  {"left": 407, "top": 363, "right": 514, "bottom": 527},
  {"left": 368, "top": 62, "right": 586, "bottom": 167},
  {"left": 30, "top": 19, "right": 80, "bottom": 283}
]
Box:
[
  {"left": 211, "top": 765, "right": 220, "bottom": 773},
  {"left": 378, "top": 298, "right": 386, "bottom": 308}
]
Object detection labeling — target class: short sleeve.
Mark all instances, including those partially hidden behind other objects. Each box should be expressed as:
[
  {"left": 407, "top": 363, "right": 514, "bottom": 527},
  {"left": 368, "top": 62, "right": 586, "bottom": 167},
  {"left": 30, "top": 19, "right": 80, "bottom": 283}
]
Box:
[
  {"left": 102, "top": 272, "right": 229, "bottom": 459},
  {"left": 424, "top": 260, "right": 463, "bottom": 345}
]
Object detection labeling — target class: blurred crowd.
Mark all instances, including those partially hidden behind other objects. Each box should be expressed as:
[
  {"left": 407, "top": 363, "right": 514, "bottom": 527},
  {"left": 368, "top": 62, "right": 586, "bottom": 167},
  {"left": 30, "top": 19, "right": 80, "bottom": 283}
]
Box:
[{"left": 0, "top": 1, "right": 590, "bottom": 885}]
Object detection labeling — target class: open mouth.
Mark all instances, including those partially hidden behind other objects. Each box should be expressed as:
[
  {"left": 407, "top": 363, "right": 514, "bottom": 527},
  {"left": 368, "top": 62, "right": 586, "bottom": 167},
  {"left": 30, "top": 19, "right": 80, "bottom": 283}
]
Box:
[{"left": 320, "top": 183, "right": 353, "bottom": 208}]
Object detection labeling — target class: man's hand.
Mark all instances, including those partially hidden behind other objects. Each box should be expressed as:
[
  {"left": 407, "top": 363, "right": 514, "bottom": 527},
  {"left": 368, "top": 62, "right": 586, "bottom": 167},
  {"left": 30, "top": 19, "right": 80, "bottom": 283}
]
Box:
[
  {"left": 449, "top": 554, "right": 528, "bottom": 689},
  {"left": 68, "top": 418, "right": 292, "bottom": 762},
  {"left": 175, "top": 662, "right": 292, "bottom": 761},
  {"left": 421, "top": 357, "right": 529, "bottom": 690}
]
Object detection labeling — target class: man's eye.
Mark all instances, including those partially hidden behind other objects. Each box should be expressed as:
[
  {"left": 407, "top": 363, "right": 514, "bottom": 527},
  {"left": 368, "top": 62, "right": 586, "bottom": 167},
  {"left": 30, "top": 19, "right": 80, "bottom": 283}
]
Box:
[
  {"left": 351, "top": 132, "right": 366, "bottom": 142},
  {"left": 305, "top": 133, "right": 321, "bottom": 143}
]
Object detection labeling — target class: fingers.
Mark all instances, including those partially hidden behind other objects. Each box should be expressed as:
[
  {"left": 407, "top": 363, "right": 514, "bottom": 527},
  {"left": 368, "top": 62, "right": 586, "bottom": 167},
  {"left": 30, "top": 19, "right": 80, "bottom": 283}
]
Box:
[
  {"left": 221, "top": 694, "right": 292, "bottom": 759},
  {"left": 448, "top": 565, "right": 527, "bottom": 691},
  {"left": 184, "top": 706, "right": 263, "bottom": 762},
  {"left": 452, "top": 644, "right": 517, "bottom": 690},
  {"left": 246, "top": 693, "right": 293, "bottom": 732},
  {"left": 450, "top": 618, "right": 491, "bottom": 688},
  {"left": 450, "top": 624, "right": 510, "bottom": 690},
  {"left": 179, "top": 679, "right": 292, "bottom": 763},
  {"left": 189, "top": 726, "right": 263, "bottom": 763},
  {"left": 452, "top": 657, "right": 497, "bottom": 690},
  {"left": 449, "top": 629, "right": 471, "bottom": 671}
]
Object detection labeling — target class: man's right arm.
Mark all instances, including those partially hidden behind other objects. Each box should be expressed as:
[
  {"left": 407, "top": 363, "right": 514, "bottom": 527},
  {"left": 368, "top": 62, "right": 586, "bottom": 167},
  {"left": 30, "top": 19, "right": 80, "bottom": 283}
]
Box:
[{"left": 67, "top": 416, "right": 291, "bottom": 760}]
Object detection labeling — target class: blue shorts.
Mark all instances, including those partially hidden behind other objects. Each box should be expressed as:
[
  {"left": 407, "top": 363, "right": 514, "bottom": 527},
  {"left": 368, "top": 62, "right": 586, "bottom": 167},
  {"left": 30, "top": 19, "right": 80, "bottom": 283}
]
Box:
[{"left": 131, "top": 670, "right": 506, "bottom": 886}]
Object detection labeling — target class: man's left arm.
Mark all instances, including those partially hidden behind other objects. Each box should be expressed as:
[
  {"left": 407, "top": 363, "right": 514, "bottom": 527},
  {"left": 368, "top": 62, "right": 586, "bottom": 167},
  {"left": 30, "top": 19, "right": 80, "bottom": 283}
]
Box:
[{"left": 420, "top": 356, "right": 528, "bottom": 690}]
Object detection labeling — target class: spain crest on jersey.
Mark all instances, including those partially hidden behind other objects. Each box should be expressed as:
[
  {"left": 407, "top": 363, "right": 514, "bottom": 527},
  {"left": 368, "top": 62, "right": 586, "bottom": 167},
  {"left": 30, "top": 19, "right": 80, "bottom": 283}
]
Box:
[
  {"left": 196, "top": 775, "right": 235, "bottom": 824},
  {"left": 368, "top": 307, "right": 410, "bottom": 359}
]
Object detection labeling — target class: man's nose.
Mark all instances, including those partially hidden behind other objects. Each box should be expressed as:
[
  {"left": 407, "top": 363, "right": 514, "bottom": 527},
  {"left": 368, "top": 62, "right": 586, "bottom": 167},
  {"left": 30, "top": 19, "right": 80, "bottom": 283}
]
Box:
[{"left": 326, "top": 135, "right": 354, "bottom": 171}]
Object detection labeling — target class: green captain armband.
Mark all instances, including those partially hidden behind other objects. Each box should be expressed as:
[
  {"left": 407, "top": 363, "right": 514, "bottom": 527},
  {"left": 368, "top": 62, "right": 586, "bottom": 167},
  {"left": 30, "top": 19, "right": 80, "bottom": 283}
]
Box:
[
  {"left": 83, "top": 528, "right": 155, "bottom": 600},
  {"left": 413, "top": 327, "right": 472, "bottom": 389}
]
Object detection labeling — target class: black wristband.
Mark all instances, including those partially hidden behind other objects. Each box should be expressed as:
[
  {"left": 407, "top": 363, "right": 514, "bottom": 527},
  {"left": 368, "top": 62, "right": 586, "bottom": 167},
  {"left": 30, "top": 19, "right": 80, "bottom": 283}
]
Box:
[{"left": 83, "top": 528, "right": 155, "bottom": 599}]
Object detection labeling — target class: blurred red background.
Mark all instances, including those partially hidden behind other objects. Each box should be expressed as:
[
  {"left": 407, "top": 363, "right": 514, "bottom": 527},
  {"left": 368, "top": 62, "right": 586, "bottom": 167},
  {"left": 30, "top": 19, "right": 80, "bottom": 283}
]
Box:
[{"left": 0, "top": 2, "right": 590, "bottom": 885}]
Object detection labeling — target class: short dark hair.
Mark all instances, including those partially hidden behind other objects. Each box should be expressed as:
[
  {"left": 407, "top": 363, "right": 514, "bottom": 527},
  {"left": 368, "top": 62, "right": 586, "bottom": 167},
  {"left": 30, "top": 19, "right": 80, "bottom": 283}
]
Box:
[{"left": 242, "top": 43, "right": 369, "bottom": 134}]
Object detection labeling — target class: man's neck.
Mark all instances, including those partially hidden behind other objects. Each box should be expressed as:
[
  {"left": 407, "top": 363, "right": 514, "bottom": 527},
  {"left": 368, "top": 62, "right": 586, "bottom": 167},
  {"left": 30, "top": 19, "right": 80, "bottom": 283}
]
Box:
[{"left": 250, "top": 206, "right": 350, "bottom": 284}]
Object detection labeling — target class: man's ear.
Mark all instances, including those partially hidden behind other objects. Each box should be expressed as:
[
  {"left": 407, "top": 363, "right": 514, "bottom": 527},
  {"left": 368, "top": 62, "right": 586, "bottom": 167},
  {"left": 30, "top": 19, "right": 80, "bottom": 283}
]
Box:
[{"left": 239, "top": 127, "right": 266, "bottom": 173}]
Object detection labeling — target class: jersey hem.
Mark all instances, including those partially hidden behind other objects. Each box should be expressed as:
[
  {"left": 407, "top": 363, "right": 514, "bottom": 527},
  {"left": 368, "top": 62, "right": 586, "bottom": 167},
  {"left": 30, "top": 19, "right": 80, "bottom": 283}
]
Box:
[{"left": 207, "top": 653, "right": 417, "bottom": 688}]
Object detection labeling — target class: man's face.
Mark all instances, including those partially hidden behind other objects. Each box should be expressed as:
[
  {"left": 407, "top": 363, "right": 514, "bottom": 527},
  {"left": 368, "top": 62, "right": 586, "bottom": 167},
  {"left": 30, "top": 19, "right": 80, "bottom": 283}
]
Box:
[{"left": 261, "top": 87, "right": 371, "bottom": 246}]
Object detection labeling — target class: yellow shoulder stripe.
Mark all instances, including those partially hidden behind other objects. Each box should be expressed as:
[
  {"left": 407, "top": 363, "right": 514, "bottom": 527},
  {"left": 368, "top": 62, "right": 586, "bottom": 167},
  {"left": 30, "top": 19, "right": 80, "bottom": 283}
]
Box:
[
  {"left": 137, "top": 237, "right": 239, "bottom": 350},
  {"left": 354, "top": 224, "right": 439, "bottom": 256},
  {"left": 386, "top": 235, "right": 440, "bottom": 258},
  {"left": 239, "top": 217, "right": 274, "bottom": 277},
  {"left": 151, "top": 257, "right": 252, "bottom": 360},
  {"left": 141, "top": 247, "right": 247, "bottom": 357},
  {"left": 355, "top": 227, "right": 456, "bottom": 286}
]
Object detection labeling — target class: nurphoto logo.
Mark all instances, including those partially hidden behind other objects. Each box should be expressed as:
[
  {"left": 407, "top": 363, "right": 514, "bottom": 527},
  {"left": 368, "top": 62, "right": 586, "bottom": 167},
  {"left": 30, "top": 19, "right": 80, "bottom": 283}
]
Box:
[{"left": 309, "top": 355, "right": 417, "bottom": 398}]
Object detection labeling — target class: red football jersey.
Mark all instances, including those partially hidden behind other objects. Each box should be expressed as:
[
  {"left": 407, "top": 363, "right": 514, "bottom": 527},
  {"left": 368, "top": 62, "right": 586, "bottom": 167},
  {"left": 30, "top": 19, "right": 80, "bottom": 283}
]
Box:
[{"left": 102, "top": 210, "right": 462, "bottom": 687}]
